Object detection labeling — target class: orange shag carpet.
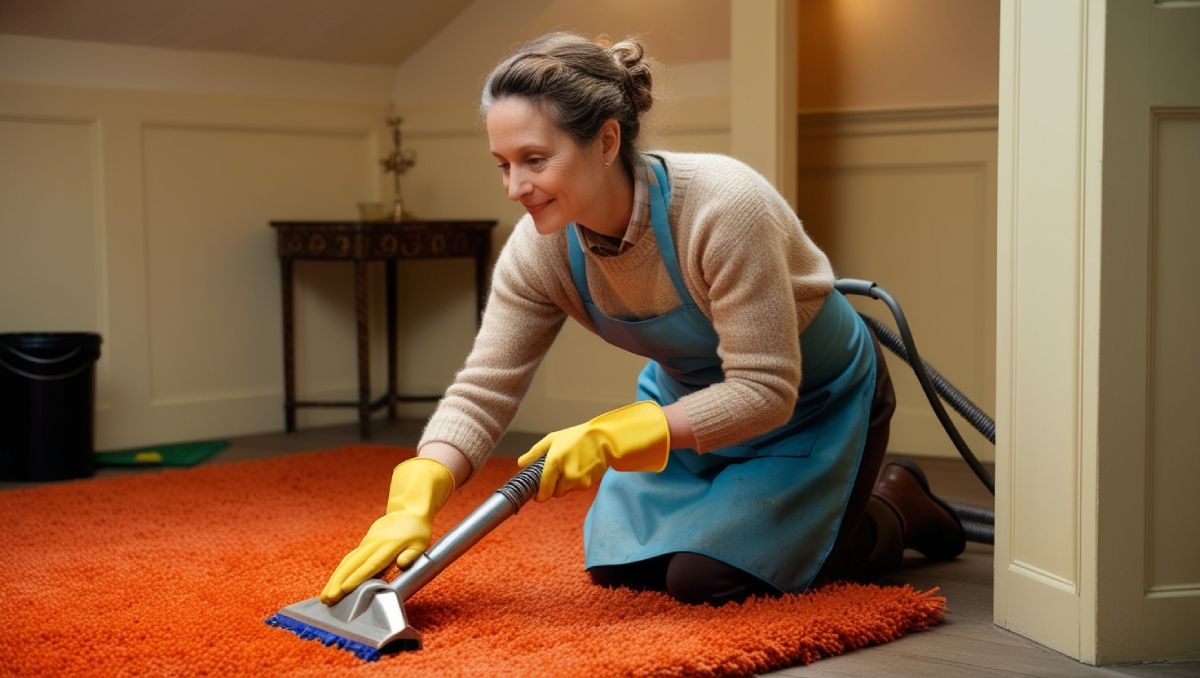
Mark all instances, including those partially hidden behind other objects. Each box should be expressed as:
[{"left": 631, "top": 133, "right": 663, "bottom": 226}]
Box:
[{"left": 0, "top": 446, "right": 945, "bottom": 676}]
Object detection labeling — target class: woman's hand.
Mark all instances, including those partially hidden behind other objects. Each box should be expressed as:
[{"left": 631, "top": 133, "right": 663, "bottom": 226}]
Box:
[
  {"left": 517, "top": 401, "right": 671, "bottom": 502},
  {"left": 320, "top": 457, "right": 456, "bottom": 605}
]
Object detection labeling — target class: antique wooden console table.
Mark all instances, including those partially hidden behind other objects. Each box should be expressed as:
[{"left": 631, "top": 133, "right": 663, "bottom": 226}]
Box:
[{"left": 271, "top": 219, "right": 496, "bottom": 439}]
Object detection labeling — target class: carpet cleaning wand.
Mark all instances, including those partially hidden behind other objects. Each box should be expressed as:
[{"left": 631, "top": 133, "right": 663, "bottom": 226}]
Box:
[{"left": 266, "top": 457, "right": 544, "bottom": 661}]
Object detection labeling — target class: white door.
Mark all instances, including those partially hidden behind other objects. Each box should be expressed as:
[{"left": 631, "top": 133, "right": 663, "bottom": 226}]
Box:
[
  {"left": 995, "top": 0, "right": 1200, "bottom": 664},
  {"left": 1091, "top": 0, "right": 1200, "bottom": 664}
]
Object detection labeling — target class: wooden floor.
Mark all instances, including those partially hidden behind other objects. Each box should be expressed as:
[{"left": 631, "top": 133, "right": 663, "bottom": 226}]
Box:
[{"left": 5, "top": 418, "right": 1198, "bottom": 676}]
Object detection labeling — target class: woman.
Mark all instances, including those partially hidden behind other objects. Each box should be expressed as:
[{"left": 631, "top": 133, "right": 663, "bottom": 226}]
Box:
[{"left": 321, "top": 32, "right": 965, "bottom": 607}]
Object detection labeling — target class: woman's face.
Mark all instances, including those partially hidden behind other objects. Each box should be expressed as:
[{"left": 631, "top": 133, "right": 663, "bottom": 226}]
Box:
[{"left": 487, "top": 97, "right": 607, "bottom": 235}]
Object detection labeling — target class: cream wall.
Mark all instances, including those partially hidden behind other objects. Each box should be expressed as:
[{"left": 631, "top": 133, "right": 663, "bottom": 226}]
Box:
[
  {"left": 388, "top": 0, "right": 730, "bottom": 108},
  {"left": 0, "top": 35, "right": 395, "bottom": 450},
  {"left": 796, "top": 0, "right": 1000, "bottom": 461},
  {"left": 797, "top": 0, "right": 1000, "bottom": 111},
  {"left": 0, "top": 3, "right": 733, "bottom": 449},
  {"left": 0, "top": 34, "right": 396, "bottom": 103}
]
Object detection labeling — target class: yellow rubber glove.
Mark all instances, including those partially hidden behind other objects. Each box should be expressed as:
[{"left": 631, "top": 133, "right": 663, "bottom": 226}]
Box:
[
  {"left": 320, "top": 457, "right": 455, "bottom": 605},
  {"left": 517, "top": 401, "right": 671, "bottom": 502}
]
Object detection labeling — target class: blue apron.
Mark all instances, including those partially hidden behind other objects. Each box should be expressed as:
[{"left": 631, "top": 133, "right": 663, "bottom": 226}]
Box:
[{"left": 570, "top": 157, "right": 877, "bottom": 592}]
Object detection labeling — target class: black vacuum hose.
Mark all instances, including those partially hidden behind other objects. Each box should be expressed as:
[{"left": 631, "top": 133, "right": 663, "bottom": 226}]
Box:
[
  {"left": 857, "top": 315, "right": 995, "bottom": 445},
  {"left": 862, "top": 311, "right": 1000, "bottom": 533},
  {"left": 946, "top": 499, "right": 993, "bottom": 524},
  {"left": 834, "top": 279, "right": 996, "bottom": 537},
  {"left": 961, "top": 520, "right": 994, "bottom": 545}
]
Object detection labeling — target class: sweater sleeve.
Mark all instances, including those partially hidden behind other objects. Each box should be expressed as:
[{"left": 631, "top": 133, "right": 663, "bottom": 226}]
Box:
[
  {"left": 418, "top": 219, "right": 568, "bottom": 475},
  {"left": 669, "top": 157, "right": 832, "bottom": 453}
]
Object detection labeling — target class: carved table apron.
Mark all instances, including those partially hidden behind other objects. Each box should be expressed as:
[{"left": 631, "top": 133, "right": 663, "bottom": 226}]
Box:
[{"left": 270, "top": 220, "right": 496, "bottom": 439}]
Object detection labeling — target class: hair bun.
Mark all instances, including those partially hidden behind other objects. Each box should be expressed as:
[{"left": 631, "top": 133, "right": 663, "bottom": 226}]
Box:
[
  {"left": 609, "top": 39, "right": 653, "bottom": 114},
  {"left": 609, "top": 39, "right": 643, "bottom": 69}
]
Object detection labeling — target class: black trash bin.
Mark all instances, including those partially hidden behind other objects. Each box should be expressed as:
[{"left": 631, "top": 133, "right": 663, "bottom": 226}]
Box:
[{"left": 0, "top": 332, "right": 103, "bottom": 481}]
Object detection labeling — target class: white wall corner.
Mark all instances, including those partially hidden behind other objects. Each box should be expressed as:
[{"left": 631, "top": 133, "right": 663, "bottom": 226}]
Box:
[{"left": 730, "top": 0, "right": 797, "bottom": 209}]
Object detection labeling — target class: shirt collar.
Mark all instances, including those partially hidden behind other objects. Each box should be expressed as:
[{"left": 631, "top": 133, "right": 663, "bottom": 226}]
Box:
[{"left": 578, "top": 155, "right": 653, "bottom": 257}]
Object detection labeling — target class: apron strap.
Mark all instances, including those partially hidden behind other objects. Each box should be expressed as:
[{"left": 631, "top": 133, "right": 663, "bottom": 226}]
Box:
[
  {"left": 566, "top": 225, "right": 595, "bottom": 305},
  {"left": 646, "top": 158, "right": 697, "bottom": 307},
  {"left": 565, "top": 155, "right": 696, "bottom": 310}
]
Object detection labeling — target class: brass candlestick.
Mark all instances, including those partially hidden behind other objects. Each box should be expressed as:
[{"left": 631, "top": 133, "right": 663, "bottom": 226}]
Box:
[{"left": 381, "top": 116, "right": 417, "bottom": 221}]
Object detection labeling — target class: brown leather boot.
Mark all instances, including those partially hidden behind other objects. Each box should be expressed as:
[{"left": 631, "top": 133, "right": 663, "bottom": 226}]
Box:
[{"left": 871, "top": 459, "right": 966, "bottom": 561}]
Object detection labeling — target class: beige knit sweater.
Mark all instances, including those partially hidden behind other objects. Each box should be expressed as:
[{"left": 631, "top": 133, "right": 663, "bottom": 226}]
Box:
[{"left": 419, "top": 151, "right": 834, "bottom": 474}]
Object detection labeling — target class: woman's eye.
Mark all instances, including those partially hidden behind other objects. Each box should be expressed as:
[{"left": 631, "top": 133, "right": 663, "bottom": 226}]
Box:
[{"left": 528, "top": 157, "right": 547, "bottom": 168}]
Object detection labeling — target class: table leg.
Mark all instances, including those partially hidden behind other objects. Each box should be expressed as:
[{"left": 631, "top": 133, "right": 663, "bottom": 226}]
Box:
[
  {"left": 475, "top": 235, "right": 491, "bottom": 327},
  {"left": 386, "top": 259, "right": 398, "bottom": 421},
  {"left": 280, "top": 258, "right": 296, "bottom": 433},
  {"left": 355, "top": 259, "right": 371, "bottom": 440}
]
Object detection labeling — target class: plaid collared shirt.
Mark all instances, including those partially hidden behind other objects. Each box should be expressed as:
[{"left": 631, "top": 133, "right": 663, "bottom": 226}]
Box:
[{"left": 578, "top": 155, "right": 656, "bottom": 257}]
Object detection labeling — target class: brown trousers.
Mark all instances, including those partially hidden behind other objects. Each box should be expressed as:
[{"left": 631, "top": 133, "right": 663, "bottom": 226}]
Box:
[{"left": 589, "top": 330, "right": 902, "bottom": 605}]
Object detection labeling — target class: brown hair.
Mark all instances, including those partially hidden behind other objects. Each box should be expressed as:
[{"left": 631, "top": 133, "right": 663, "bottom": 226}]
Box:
[{"left": 482, "top": 32, "right": 653, "bottom": 175}]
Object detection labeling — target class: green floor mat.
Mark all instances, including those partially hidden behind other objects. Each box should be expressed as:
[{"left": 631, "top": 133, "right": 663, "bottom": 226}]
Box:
[{"left": 95, "top": 440, "right": 230, "bottom": 467}]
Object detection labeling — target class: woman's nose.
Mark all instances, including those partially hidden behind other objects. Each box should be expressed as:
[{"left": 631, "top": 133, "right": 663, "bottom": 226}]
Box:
[{"left": 506, "top": 169, "right": 530, "bottom": 201}]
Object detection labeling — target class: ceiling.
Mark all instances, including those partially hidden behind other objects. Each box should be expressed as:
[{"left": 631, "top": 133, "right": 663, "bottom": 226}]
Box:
[
  {"left": 0, "top": 0, "right": 730, "bottom": 67},
  {"left": 0, "top": 0, "right": 478, "bottom": 66}
]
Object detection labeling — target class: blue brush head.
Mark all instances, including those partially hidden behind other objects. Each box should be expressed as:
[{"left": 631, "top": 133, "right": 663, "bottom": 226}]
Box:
[{"left": 265, "top": 612, "right": 383, "bottom": 662}]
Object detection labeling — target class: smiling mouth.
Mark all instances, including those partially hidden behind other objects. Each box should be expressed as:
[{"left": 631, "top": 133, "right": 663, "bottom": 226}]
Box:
[{"left": 523, "top": 199, "right": 553, "bottom": 215}]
